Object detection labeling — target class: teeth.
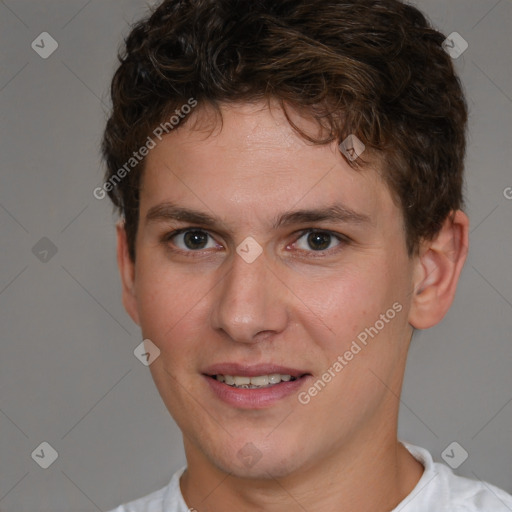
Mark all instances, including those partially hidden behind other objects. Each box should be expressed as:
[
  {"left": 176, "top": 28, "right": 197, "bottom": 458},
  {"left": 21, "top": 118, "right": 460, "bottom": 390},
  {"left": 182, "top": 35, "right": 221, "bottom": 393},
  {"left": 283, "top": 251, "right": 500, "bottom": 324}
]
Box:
[
  {"left": 250, "top": 375, "right": 269, "bottom": 386},
  {"left": 233, "top": 376, "right": 251, "bottom": 386},
  {"left": 268, "top": 374, "right": 281, "bottom": 384},
  {"left": 215, "top": 374, "right": 296, "bottom": 388}
]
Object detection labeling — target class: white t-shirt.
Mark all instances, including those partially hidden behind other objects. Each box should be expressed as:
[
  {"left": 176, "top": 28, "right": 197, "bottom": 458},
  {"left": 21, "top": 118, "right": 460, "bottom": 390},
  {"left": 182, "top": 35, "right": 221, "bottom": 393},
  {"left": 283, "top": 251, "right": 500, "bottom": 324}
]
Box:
[{"left": 107, "top": 442, "right": 512, "bottom": 512}]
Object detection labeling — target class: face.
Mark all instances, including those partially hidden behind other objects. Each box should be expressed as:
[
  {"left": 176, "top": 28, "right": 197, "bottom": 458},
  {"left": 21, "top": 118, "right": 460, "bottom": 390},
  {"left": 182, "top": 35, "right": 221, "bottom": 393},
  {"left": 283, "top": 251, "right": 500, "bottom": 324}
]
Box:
[{"left": 121, "top": 102, "right": 419, "bottom": 478}]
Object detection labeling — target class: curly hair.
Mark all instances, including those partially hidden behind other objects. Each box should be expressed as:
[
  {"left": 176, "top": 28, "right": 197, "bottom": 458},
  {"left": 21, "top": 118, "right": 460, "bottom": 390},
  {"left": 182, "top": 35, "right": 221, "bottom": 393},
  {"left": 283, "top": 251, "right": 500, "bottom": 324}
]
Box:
[{"left": 101, "top": 0, "right": 468, "bottom": 262}]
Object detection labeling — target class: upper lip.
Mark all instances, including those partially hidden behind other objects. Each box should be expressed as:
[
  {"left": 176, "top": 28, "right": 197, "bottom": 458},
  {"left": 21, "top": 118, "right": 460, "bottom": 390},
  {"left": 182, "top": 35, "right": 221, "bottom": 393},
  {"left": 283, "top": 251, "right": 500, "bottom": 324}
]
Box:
[{"left": 203, "top": 363, "right": 310, "bottom": 378}]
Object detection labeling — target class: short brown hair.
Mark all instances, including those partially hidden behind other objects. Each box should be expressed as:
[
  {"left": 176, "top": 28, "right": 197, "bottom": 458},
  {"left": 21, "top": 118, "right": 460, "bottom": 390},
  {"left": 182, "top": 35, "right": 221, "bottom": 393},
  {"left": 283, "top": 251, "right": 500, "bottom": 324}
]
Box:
[{"left": 102, "top": 0, "right": 468, "bottom": 261}]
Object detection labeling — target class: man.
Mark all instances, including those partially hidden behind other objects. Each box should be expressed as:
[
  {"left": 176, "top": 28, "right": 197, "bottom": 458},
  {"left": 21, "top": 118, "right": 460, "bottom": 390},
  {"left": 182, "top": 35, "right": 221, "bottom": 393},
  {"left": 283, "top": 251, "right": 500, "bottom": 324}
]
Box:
[{"left": 102, "top": 0, "right": 512, "bottom": 510}]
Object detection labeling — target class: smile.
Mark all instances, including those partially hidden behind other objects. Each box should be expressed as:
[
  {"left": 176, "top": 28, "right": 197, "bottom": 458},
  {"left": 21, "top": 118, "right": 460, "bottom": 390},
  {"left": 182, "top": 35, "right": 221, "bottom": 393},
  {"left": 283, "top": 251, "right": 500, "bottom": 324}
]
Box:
[{"left": 214, "top": 374, "right": 296, "bottom": 388}]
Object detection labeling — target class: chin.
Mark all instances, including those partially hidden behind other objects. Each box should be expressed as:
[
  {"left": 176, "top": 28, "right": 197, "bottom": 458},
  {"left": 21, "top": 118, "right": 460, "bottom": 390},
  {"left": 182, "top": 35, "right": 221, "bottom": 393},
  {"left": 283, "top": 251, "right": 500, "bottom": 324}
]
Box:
[
  {"left": 219, "top": 454, "right": 302, "bottom": 480},
  {"left": 205, "top": 435, "right": 309, "bottom": 480}
]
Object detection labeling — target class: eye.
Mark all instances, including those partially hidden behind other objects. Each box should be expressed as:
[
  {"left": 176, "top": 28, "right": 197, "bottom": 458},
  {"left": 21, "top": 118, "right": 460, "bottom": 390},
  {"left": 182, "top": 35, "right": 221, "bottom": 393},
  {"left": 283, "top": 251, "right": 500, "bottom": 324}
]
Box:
[
  {"left": 293, "top": 230, "right": 345, "bottom": 252},
  {"left": 166, "top": 229, "right": 219, "bottom": 251}
]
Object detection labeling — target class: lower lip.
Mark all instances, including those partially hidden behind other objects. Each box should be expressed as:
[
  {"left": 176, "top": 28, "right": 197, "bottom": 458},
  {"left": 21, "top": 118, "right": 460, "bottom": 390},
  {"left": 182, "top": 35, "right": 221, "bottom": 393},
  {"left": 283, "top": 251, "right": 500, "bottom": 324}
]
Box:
[{"left": 203, "top": 375, "right": 310, "bottom": 409}]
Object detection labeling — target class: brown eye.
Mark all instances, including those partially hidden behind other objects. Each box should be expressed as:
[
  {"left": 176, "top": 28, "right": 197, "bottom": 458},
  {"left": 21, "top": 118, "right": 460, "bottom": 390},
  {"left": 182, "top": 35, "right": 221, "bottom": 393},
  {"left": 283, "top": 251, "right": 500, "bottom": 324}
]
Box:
[
  {"left": 183, "top": 230, "right": 209, "bottom": 250},
  {"left": 294, "top": 230, "right": 345, "bottom": 253},
  {"left": 307, "top": 232, "right": 332, "bottom": 251},
  {"left": 168, "top": 229, "right": 218, "bottom": 251}
]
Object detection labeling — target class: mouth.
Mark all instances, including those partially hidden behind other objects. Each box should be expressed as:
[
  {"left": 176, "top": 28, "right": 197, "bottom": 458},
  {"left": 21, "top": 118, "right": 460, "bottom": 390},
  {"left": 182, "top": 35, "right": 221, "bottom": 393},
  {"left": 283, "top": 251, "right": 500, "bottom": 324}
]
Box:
[
  {"left": 207, "top": 373, "right": 303, "bottom": 389},
  {"left": 202, "top": 364, "right": 312, "bottom": 408}
]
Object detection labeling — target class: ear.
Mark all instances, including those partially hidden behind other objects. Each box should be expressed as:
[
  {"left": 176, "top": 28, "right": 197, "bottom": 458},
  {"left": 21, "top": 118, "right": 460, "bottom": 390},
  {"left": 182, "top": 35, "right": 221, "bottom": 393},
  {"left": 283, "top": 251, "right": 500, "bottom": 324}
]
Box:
[
  {"left": 408, "top": 210, "right": 469, "bottom": 330},
  {"left": 116, "top": 221, "right": 140, "bottom": 326}
]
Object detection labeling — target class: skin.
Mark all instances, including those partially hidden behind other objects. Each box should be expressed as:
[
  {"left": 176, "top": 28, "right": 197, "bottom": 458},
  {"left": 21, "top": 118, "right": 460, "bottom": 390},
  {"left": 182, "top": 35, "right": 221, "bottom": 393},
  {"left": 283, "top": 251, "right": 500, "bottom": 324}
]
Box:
[{"left": 117, "top": 101, "right": 469, "bottom": 512}]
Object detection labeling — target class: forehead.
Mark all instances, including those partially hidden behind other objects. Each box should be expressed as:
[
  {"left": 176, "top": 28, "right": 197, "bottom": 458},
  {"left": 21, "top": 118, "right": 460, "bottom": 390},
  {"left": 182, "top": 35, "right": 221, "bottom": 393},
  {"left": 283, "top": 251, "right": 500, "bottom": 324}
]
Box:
[{"left": 139, "top": 102, "right": 401, "bottom": 232}]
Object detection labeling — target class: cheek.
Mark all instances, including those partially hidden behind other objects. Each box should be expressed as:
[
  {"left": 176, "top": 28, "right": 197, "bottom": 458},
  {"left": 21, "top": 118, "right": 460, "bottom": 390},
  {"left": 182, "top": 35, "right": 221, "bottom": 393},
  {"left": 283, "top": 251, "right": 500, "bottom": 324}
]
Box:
[
  {"left": 290, "top": 264, "right": 392, "bottom": 347},
  {"left": 134, "top": 257, "right": 209, "bottom": 353},
  {"left": 292, "top": 266, "right": 409, "bottom": 409},
  {"left": 289, "top": 255, "right": 412, "bottom": 401}
]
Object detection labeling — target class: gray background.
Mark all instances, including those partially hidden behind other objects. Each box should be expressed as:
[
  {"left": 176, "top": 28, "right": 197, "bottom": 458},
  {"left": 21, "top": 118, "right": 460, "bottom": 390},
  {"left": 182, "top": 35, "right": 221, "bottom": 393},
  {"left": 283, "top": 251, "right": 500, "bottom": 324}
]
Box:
[{"left": 0, "top": 0, "right": 511, "bottom": 510}]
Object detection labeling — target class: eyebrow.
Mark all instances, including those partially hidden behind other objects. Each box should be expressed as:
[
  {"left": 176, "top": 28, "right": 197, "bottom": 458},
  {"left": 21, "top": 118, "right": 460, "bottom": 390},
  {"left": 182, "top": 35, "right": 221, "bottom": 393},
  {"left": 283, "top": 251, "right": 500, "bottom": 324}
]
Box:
[{"left": 145, "top": 201, "right": 372, "bottom": 230}]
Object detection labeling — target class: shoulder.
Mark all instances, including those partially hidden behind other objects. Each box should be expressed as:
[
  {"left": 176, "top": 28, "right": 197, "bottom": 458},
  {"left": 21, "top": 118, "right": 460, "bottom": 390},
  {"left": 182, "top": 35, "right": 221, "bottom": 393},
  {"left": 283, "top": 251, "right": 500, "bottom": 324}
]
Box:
[
  {"left": 105, "top": 466, "right": 188, "bottom": 512},
  {"left": 434, "top": 460, "right": 512, "bottom": 512},
  {"left": 106, "top": 486, "right": 166, "bottom": 512},
  {"left": 399, "top": 442, "right": 512, "bottom": 512}
]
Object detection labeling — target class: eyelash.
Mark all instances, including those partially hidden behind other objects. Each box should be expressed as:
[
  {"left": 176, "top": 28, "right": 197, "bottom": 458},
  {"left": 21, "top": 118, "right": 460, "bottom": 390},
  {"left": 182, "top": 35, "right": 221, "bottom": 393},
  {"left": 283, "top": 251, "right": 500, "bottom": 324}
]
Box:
[{"left": 161, "top": 227, "right": 349, "bottom": 257}]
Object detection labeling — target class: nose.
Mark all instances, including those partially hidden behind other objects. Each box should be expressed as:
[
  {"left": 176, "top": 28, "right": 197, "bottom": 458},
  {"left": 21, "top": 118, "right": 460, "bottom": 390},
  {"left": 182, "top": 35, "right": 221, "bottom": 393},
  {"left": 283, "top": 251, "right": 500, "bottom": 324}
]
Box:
[{"left": 210, "top": 248, "right": 289, "bottom": 344}]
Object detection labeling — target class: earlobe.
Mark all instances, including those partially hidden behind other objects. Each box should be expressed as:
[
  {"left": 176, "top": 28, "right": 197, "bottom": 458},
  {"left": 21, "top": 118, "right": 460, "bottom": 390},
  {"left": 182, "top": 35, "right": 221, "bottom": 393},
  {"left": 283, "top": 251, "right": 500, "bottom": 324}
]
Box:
[
  {"left": 408, "top": 210, "right": 469, "bottom": 330},
  {"left": 116, "top": 222, "right": 140, "bottom": 326}
]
